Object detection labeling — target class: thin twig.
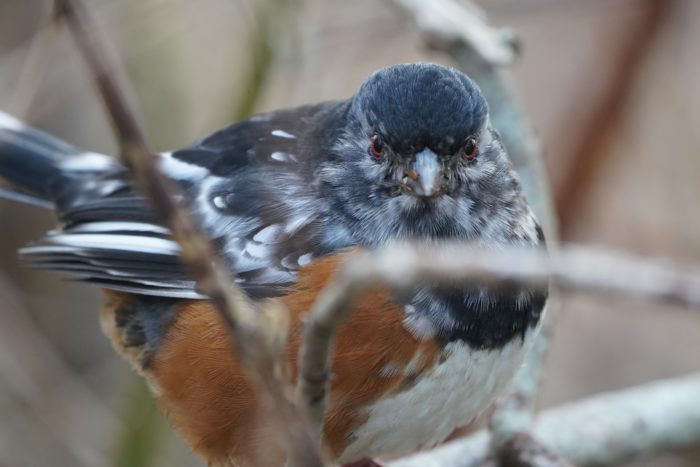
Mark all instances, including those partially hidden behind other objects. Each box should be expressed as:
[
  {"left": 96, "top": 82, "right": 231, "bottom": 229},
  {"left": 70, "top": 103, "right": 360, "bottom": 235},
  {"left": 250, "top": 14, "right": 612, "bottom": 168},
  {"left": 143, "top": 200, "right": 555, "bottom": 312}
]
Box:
[
  {"left": 298, "top": 242, "right": 700, "bottom": 433},
  {"left": 53, "top": 1, "right": 323, "bottom": 465},
  {"left": 389, "top": 372, "right": 700, "bottom": 467}
]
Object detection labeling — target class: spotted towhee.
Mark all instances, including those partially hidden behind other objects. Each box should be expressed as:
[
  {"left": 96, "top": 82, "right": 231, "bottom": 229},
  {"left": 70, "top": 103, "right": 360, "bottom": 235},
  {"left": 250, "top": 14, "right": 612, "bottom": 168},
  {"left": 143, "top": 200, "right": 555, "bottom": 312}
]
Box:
[{"left": 0, "top": 63, "right": 547, "bottom": 466}]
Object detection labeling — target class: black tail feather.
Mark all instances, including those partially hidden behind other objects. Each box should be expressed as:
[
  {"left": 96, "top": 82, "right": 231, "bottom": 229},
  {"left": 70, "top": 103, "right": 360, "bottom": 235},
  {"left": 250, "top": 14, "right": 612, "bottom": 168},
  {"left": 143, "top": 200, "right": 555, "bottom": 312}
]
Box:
[
  {"left": 0, "top": 186, "right": 53, "bottom": 209},
  {"left": 0, "top": 111, "right": 121, "bottom": 210}
]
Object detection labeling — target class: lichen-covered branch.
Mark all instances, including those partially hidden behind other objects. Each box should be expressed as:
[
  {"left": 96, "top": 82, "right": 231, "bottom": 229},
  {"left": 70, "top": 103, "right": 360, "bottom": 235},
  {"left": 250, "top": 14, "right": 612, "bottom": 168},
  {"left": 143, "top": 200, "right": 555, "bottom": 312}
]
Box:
[
  {"left": 389, "top": 372, "right": 700, "bottom": 467},
  {"left": 53, "top": 1, "right": 323, "bottom": 465}
]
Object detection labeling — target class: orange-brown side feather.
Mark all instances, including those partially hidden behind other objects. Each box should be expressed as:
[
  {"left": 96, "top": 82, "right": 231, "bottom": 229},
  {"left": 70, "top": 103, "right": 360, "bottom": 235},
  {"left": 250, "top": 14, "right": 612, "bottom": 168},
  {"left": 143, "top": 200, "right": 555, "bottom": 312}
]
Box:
[{"left": 100, "top": 251, "right": 442, "bottom": 465}]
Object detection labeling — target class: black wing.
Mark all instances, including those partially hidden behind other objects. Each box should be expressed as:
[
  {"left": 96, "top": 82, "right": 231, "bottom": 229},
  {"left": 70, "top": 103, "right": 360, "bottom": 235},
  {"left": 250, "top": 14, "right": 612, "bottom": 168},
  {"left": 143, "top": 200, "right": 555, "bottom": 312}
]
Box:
[{"left": 19, "top": 101, "right": 354, "bottom": 298}]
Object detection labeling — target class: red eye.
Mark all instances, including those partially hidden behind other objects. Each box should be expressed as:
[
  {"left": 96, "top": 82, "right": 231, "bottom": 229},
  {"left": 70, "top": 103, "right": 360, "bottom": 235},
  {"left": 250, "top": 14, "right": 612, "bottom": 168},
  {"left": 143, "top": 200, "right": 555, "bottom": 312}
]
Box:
[
  {"left": 370, "top": 134, "right": 384, "bottom": 158},
  {"left": 464, "top": 136, "right": 478, "bottom": 161}
]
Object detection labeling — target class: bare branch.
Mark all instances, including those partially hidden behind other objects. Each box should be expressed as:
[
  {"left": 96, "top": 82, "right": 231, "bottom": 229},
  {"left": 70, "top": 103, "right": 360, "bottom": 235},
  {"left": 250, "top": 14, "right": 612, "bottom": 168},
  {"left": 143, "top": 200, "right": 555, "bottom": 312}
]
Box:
[
  {"left": 53, "top": 1, "right": 323, "bottom": 464},
  {"left": 389, "top": 372, "right": 700, "bottom": 466},
  {"left": 387, "top": 0, "right": 517, "bottom": 66},
  {"left": 297, "top": 242, "right": 700, "bottom": 433}
]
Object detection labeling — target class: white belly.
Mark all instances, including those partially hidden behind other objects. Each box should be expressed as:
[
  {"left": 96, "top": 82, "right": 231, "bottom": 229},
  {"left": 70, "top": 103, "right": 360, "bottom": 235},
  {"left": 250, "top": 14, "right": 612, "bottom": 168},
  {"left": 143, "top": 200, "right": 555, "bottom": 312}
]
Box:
[{"left": 337, "top": 329, "right": 538, "bottom": 463}]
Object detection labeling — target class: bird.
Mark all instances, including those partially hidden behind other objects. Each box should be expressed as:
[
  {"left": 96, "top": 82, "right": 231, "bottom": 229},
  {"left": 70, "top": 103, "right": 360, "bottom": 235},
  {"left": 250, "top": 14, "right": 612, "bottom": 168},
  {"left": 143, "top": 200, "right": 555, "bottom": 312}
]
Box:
[{"left": 0, "top": 62, "right": 547, "bottom": 466}]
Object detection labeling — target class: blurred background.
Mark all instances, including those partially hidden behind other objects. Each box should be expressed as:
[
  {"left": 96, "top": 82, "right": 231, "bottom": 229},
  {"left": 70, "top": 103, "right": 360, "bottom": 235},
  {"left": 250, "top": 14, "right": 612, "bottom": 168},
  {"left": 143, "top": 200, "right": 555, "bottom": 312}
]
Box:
[{"left": 0, "top": 0, "right": 699, "bottom": 466}]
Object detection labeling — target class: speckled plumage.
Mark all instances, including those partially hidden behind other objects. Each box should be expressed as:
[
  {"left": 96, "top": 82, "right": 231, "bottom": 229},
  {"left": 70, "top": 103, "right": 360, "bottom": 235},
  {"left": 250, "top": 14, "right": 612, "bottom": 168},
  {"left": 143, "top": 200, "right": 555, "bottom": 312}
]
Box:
[{"left": 1, "top": 63, "right": 548, "bottom": 464}]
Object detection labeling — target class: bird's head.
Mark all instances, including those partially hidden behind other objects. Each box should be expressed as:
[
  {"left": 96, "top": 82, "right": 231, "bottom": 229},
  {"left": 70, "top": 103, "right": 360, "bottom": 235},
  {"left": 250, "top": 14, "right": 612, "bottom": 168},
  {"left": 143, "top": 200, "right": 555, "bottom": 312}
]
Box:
[
  {"left": 351, "top": 62, "right": 488, "bottom": 199},
  {"left": 320, "top": 63, "right": 537, "bottom": 246}
]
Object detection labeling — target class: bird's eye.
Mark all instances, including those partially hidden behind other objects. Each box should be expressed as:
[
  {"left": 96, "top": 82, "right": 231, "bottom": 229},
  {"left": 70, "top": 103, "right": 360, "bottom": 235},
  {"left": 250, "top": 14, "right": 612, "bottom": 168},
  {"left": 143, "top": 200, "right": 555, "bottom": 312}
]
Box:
[
  {"left": 370, "top": 134, "right": 384, "bottom": 158},
  {"left": 464, "top": 136, "right": 478, "bottom": 161}
]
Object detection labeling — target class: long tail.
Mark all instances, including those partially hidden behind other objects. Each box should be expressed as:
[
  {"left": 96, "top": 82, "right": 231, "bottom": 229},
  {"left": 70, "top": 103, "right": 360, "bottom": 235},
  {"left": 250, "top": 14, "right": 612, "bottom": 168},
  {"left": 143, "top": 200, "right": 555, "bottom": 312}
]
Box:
[
  {"left": 0, "top": 111, "right": 203, "bottom": 298},
  {"left": 0, "top": 111, "right": 118, "bottom": 208}
]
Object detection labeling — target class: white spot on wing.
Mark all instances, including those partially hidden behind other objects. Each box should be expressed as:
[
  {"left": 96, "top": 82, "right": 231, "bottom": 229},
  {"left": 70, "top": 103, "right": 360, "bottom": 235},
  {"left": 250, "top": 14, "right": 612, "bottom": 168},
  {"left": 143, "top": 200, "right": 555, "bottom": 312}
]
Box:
[
  {"left": 212, "top": 195, "right": 227, "bottom": 209},
  {"left": 271, "top": 129, "right": 296, "bottom": 139},
  {"left": 243, "top": 241, "right": 272, "bottom": 259},
  {"left": 284, "top": 212, "right": 313, "bottom": 234},
  {"left": 297, "top": 253, "right": 313, "bottom": 267},
  {"left": 158, "top": 152, "right": 209, "bottom": 180},
  {"left": 254, "top": 268, "right": 294, "bottom": 284},
  {"left": 270, "top": 151, "right": 297, "bottom": 163},
  {"left": 233, "top": 250, "right": 264, "bottom": 273},
  {"left": 253, "top": 224, "right": 284, "bottom": 244},
  {"left": 281, "top": 254, "right": 297, "bottom": 270}
]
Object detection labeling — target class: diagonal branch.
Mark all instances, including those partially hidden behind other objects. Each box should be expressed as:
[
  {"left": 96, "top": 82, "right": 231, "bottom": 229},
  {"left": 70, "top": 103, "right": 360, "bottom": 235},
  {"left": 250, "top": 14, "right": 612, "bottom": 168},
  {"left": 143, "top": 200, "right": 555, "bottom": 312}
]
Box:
[
  {"left": 53, "top": 1, "right": 323, "bottom": 465},
  {"left": 389, "top": 372, "right": 700, "bottom": 467}
]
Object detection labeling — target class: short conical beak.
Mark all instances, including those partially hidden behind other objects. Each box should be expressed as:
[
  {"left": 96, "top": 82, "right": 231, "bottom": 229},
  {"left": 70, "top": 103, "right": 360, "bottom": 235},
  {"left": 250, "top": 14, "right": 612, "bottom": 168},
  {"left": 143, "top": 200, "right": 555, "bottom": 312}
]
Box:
[{"left": 408, "top": 148, "right": 443, "bottom": 197}]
